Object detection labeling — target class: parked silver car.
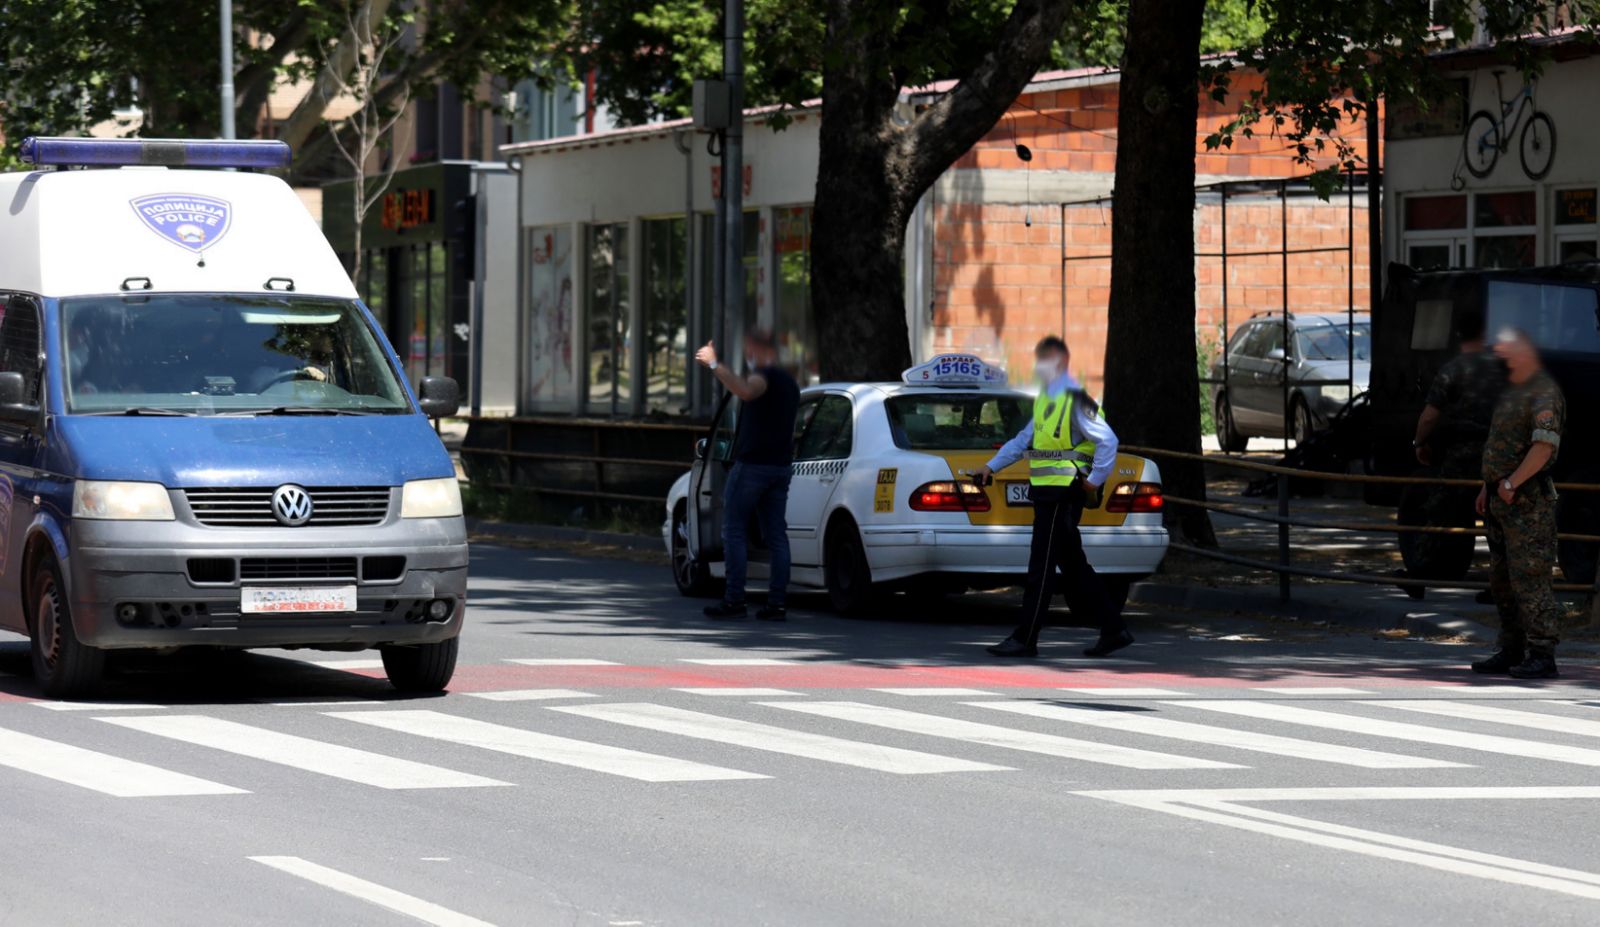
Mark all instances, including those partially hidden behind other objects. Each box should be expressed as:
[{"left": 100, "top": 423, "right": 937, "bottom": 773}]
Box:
[{"left": 1209, "top": 312, "right": 1370, "bottom": 451}]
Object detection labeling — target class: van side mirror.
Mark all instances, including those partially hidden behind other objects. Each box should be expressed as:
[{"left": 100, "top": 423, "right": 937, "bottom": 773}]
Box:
[
  {"left": 0, "top": 372, "right": 38, "bottom": 425},
  {"left": 418, "top": 376, "right": 460, "bottom": 418}
]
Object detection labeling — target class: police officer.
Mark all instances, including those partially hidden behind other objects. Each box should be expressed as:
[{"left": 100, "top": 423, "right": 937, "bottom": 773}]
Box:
[
  {"left": 1472, "top": 328, "right": 1566, "bottom": 679},
  {"left": 975, "top": 336, "right": 1131, "bottom": 658},
  {"left": 1404, "top": 310, "right": 1504, "bottom": 599}
]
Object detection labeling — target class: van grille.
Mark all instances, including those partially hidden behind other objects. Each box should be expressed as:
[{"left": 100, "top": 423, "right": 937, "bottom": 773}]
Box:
[
  {"left": 184, "top": 487, "right": 391, "bottom": 527},
  {"left": 239, "top": 557, "right": 358, "bottom": 581}
]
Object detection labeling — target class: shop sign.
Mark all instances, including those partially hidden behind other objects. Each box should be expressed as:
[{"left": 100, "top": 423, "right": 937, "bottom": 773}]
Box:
[
  {"left": 1556, "top": 189, "right": 1597, "bottom": 225},
  {"left": 380, "top": 188, "right": 435, "bottom": 231},
  {"left": 711, "top": 165, "right": 753, "bottom": 199}
]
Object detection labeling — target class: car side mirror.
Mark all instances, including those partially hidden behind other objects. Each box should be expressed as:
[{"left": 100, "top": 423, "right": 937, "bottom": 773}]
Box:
[
  {"left": 418, "top": 376, "right": 460, "bottom": 418},
  {"left": 1265, "top": 348, "right": 1287, "bottom": 363},
  {"left": 694, "top": 438, "right": 708, "bottom": 460},
  {"left": 0, "top": 372, "right": 38, "bottom": 425}
]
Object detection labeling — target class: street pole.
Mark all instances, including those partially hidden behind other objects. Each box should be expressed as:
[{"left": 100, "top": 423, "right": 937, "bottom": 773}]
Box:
[
  {"left": 722, "top": 0, "right": 745, "bottom": 370},
  {"left": 219, "top": 0, "right": 236, "bottom": 139}
]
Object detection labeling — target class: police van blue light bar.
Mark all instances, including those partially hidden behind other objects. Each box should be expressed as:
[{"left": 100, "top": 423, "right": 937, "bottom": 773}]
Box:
[{"left": 19, "top": 137, "right": 291, "bottom": 170}]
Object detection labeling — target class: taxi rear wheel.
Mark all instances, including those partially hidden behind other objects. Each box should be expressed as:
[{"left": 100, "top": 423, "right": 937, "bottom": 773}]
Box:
[
  {"left": 28, "top": 553, "right": 105, "bottom": 700},
  {"left": 825, "top": 520, "right": 877, "bottom": 616},
  {"left": 381, "top": 636, "right": 458, "bottom": 693}
]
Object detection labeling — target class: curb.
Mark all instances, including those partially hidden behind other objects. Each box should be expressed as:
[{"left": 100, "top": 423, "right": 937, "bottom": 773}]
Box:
[
  {"left": 1129, "top": 581, "right": 1497, "bottom": 643},
  {"left": 467, "top": 518, "right": 661, "bottom": 552}
]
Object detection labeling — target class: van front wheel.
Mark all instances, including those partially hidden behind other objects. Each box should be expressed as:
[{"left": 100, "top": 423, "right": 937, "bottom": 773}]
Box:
[
  {"left": 381, "top": 636, "right": 459, "bottom": 692},
  {"left": 29, "top": 554, "right": 105, "bottom": 699}
]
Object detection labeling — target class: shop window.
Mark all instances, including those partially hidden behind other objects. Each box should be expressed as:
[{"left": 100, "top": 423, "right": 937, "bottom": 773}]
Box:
[
  {"left": 642, "top": 218, "right": 689, "bottom": 416},
  {"left": 527, "top": 226, "right": 577, "bottom": 407},
  {"left": 587, "top": 223, "right": 631, "bottom": 412},
  {"left": 1554, "top": 189, "right": 1598, "bottom": 265},
  {"left": 1404, "top": 195, "right": 1467, "bottom": 231},
  {"left": 697, "top": 211, "right": 759, "bottom": 345},
  {"left": 774, "top": 206, "right": 819, "bottom": 385},
  {"left": 1474, "top": 191, "right": 1536, "bottom": 227},
  {"left": 1474, "top": 233, "right": 1535, "bottom": 270},
  {"left": 428, "top": 243, "right": 448, "bottom": 379},
  {"left": 363, "top": 250, "right": 389, "bottom": 333}
]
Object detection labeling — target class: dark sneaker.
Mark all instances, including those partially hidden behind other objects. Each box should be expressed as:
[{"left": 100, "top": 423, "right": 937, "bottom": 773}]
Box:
[
  {"left": 1084, "top": 628, "right": 1135, "bottom": 658},
  {"left": 703, "top": 601, "right": 748, "bottom": 619},
  {"left": 1508, "top": 654, "right": 1560, "bottom": 679},
  {"left": 986, "top": 637, "right": 1038, "bottom": 658},
  {"left": 756, "top": 606, "right": 787, "bottom": 621},
  {"left": 1470, "top": 650, "right": 1525, "bottom": 674}
]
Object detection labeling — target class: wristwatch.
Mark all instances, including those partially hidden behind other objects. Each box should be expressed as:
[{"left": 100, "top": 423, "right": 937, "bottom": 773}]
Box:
[
  {"left": 707, "top": 360, "right": 719, "bottom": 371},
  {"left": 1501, "top": 478, "right": 1516, "bottom": 493}
]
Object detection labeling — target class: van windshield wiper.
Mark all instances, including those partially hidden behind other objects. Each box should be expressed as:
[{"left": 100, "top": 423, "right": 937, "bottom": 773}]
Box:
[
  {"left": 224, "top": 406, "right": 378, "bottom": 417},
  {"left": 84, "top": 407, "right": 198, "bottom": 417}
]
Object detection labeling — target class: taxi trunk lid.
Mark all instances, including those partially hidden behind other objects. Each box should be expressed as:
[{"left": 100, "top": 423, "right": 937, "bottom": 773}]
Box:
[{"left": 925, "top": 450, "right": 1141, "bottom": 527}]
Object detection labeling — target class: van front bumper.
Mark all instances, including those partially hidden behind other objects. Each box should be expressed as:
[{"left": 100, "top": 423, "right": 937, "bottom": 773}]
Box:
[{"left": 65, "top": 517, "right": 468, "bottom": 650}]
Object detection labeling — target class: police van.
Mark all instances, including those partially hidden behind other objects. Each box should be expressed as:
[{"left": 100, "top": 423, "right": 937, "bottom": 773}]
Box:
[{"left": 0, "top": 137, "right": 467, "bottom": 697}]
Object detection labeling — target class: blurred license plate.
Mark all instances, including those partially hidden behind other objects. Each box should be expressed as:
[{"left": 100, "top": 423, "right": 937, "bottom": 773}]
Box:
[
  {"left": 1004, "top": 482, "right": 1032, "bottom": 506},
  {"left": 241, "top": 585, "right": 357, "bottom": 614}
]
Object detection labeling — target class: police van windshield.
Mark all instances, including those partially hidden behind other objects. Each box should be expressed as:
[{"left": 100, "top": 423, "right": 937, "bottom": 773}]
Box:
[
  {"left": 62, "top": 295, "right": 412, "bottom": 416},
  {"left": 886, "top": 393, "right": 1032, "bottom": 450}
]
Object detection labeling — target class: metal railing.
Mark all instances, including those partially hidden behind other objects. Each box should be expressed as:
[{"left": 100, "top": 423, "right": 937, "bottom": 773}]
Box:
[
  {"left": 1126, "top": 444, "right": 1600, "bottom": 600},
  {"left": 459, "top": 415, "right": 700, "bottom": 505}
]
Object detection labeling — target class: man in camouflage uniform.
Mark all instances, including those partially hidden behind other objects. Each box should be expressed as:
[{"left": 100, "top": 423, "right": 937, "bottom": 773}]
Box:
[
  {"left": 1472, "top": 329, "right": 1566, "bottom": 679},
  {"left": 1407, "top": 311, "right": 1504, "bottom": 598}
]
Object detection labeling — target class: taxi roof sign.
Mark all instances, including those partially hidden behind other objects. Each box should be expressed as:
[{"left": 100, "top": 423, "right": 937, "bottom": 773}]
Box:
[{"left": 901, "top": 354, "right": 1007, "bottom": 387}]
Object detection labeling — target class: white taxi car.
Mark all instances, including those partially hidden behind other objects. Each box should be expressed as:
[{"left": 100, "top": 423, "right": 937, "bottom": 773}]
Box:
[{"left": 662, "top": 355, "right": 1169, "bottom": 613}]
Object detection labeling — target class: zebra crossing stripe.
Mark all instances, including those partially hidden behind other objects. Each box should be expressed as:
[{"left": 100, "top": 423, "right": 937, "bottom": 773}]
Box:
[
  {"left": 329, "top": 710, "right": 765, "bottom": 782},
  {"left": 973, "top": 701, "right": 1464, "bottom": 769},
  {"left": 0, "top": 724, "right": 243, "bottom": 797},
  {"left": 466, "top": 690, "right": 598, "bottom": 702},
  {"left": 1173, "top": 700, "right": 1600, "bottom": 767},
  {"left": 250, "top": 857, "right": 498, "bottom": 927},
  {"left": 102, "top": 716, "right": 508, "bottom": 790},
  {"left": 554, "top": 703, "right": 1009, "bottom": 774},
  {"left": 1373, "top": 700, "right": 1600, "bottom": 738},
  {"left": 769, "top": 702, "right": 1240, "bottom": 770}
]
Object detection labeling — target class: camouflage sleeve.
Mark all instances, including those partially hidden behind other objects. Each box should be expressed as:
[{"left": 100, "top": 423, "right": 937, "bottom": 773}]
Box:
[
  {"left": 1531, "top": 386, "right": 1564, "bottom": 448},
  {"left": 1423, "top": 360, "right": 1456, "bottom": 408}
]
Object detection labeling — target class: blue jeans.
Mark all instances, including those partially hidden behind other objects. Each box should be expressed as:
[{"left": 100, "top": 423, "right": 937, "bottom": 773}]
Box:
[{"left": 722, "top": 462, "right": 792, "bottom": 606}]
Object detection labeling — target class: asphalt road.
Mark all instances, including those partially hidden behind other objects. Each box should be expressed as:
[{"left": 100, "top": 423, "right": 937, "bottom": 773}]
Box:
[{"left": 1, "top": 542, "right": 1599, "bottom": 926}]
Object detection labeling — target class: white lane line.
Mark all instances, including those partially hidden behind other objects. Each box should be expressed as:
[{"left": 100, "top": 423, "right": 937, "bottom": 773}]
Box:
[
  {"left": 976, "top": 701, "right": 1462, "bottom": 769},
  {"left": 330, "top": 710, "right": 764, "bottom": 782},
  {"left": 1430, "top": 685, "right": 1541, "bottom": 694},
  {"left": 1077, "top": 785, "right": 1600, "bottom": 803},
  {"left": 677, "top": 658, "right": 796, "bottom": 666},
  {"left": 1055, "top": 688, "right": 1185, "bottom": 697},
  {"left": 1173, "top": 700, "right": 1600, "bottom": 767},
  {"left": 1250, "top": 687, "right": 1374, "bottom": 696},
  {"left": 554, "top": 703, "right": 1008, "bottom": 774},
  {"left": 261, "top": 699, "right": 387, "bottom": 708},
  {"left": 1374, "top": 700, "right": 1600, "bottom": 738},
  {"left": 768, "top": 702, "right": 1239, "bottom": 770},
  {"left": 504, "top": 659, "right": 621, "bottom": 666},
  {"left": 869, "top": 688, "right": 998, "bottom": 697},
  {"left": 298, "top": 659, "right": 385, "bottom": 670},
  {"left": 673, "top": 688, "right": 802, "bottom": 697},
  {"left": 466, "top": 689, "right": 598, "bottom": 702},
  {"left": 249, "top": 857, "right": 497, "bottom": 927},
  {"left": 0, "top": 725, "right": 243, "bottom": 797},
  {"left": 32, "top": 701, "right": 167, "bottom": 712},
  {"left": 103, "top": 716, "right": 507, "bottom": 790}
]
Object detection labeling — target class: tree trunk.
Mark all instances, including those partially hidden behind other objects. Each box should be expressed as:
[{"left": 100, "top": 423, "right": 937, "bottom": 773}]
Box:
[{"left": 1102, "top": 0, "right": 1216, "bottom": 546}]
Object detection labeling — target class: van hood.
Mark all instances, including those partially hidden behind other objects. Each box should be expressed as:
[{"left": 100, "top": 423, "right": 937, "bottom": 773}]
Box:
[{"left": 54, "top": 414, "right": 453, "bottom": 487}]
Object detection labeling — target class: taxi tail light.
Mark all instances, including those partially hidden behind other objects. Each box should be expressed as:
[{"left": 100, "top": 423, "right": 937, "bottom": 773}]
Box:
[
  {"left": 1105, "top": 482, "right": 1163, "bottom": 514},
  {"left": 909, "top": 480, "right": 991, "bottom": 513}
]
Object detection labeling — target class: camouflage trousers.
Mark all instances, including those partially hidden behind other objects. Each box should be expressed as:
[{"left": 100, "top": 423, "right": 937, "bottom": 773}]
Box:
[{"left": 1485, "top": 486, "right": 1562, "bottom": 655}]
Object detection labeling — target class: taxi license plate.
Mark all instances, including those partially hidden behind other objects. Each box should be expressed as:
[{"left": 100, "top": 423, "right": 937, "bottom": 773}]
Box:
[
  {"left": 1004, "top": 482, "right": 1032, "bottom": 506},
  {"left": 241, "top": 585, "right": 357, "bottom": 615}
]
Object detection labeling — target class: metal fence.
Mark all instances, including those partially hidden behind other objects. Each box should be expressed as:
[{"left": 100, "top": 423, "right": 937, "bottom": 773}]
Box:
[{"left": 459, "top": 415, "right": 699, "bottom": 505}]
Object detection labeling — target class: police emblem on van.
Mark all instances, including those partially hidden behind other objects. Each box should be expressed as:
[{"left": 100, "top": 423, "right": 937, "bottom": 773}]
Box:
[{"left": 129, "top": 193, "right": 232, "bottom": 253}]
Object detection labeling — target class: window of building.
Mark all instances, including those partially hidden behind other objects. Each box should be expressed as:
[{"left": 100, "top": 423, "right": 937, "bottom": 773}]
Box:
[
  {"left": 587, "top": 223, "right": 631, "bottom": 413},
  {"left": 1401, "top": 191, "right": 1536, "bottom": 270},
  {"left": 774, "top": 206, "right": 819, "bottom": 384},
  {"left": 1554, "top": 188, "right": 1598, "bottom": 264},
  {"left": 642, "top": 217, "right": 689, "bottom": 416},
  {"left": 527, "top": 225, "right": 577, "bottom": 407},
  {"left": 362, "top": 250, "right": 389, "bottom": 333},
  {"left": 698, "top": 212, "right": 759, "bottom": 344},
  {"left": 1472, "top": 190, "right": 1535, "bottom": 269},
  {"left": 393, "top": 243, "right": 448, "bottom": 388}
]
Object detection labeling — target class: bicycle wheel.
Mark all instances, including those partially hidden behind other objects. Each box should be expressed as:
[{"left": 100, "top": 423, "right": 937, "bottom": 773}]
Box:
[
  {"left": 1462, "top": 110, "right": 1500, "bottom": 178},
  {"left": 1520, "top": 111, "right": 1556, "bottom": 180}
]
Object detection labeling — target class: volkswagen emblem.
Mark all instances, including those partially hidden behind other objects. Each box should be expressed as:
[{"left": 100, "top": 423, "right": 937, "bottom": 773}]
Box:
[{"left": 271, "top": 484, "right": 314, "bottom": 527}]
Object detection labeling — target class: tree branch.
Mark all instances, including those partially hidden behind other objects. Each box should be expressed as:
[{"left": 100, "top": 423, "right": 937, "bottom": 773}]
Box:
[
  {"left": 234, "top": 7, "right": 314, "bottom": 135},
  {"left": 280, "top": 0, "right": 396, "bottom": 155}
]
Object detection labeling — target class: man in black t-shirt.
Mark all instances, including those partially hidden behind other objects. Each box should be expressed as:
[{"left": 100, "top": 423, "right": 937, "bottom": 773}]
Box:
[{"left": 695, "top": 329, "right": 800, "bottom": 620}]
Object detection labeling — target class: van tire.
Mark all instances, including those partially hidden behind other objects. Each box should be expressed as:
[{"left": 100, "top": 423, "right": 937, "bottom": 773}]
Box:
[
  {"left": 825, "top": 518, "right": 877, "bottom": 616},
  {"left": 28, "top": 553, "right": 105, "bottom": 700},
  {"left": 381, "top": 637, "right": 459, "bottom": 692}
]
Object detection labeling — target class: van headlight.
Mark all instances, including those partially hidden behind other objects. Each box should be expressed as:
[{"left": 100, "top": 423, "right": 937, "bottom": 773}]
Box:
[
  {"left": 400, "top": 478, "right": 463, "bottom": 518},
  {"left": 72, "top": 481, "right": 175, "bottom": 521}
]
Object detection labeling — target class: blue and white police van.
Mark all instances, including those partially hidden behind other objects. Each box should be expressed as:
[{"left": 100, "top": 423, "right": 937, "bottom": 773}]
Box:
[{"left": 0, "top": 137, "right": 467, "bottom": 697}]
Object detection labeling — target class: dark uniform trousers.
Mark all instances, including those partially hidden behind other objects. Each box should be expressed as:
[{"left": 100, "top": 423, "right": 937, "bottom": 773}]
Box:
[{"left": 1009, "top": 483, "right": 1123, "bottom": 646}]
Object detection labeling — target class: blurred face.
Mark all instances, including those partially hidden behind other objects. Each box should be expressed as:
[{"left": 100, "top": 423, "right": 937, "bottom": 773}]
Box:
[
  {"left": 744, "top": 336, "right": 776, "bottom": 367},
  {"left": 1034, "top": 347, "right": 1068, "bottom": 383},
  {"left": 1493, "top": 334, "right": 1538, "bottom": 380}
]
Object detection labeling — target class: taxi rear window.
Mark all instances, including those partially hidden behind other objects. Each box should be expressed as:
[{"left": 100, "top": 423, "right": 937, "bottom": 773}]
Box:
[{"left": 885, "top": 393, "right": 1032, "bottom": 450}]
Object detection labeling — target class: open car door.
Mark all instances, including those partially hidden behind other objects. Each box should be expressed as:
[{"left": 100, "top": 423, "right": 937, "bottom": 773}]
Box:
[{"left": 689, "top": 390, "right": 739, "bottom": 564}]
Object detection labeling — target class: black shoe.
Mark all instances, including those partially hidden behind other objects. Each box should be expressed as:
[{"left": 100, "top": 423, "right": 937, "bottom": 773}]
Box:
[
  {"left": 1508, "top": 654, "right": 1560, "bottom": 679},
  {"left": 703, "top": 601, "right": 747, "bottom": 619},
  {"left": 1470, "top": 650, "right": 1525, "bottom": 674},
  {"left": 1084, "top": 628, "right": 1135, "bottom": 658},
  {"left": 987, "top": 637, "right": 1038, "bottom": 658},
  {"left": 756, "top": 606, "right": 787, "bottom": 621},
  {"left": 1474, "top": 590, "right": 1496, "bottom": 605}
]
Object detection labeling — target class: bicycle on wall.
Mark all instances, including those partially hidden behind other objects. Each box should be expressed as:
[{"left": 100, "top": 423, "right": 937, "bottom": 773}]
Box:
[{"left": 1460, "top": 71, "right": 1556, "bottom": 182}]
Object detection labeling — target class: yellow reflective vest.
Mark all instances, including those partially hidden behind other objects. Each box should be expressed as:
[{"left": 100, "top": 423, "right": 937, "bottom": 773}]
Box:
[{"left": 1027, "top": 390, "right": 1100, "bottom": 487}]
